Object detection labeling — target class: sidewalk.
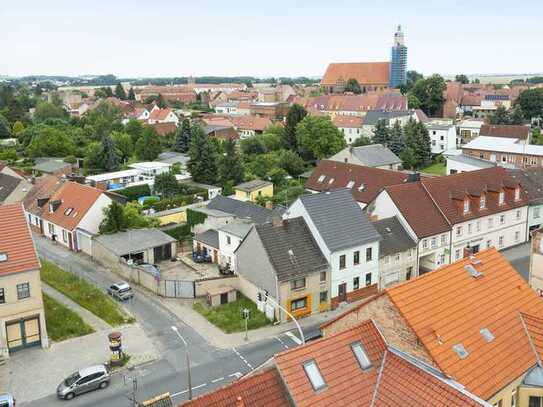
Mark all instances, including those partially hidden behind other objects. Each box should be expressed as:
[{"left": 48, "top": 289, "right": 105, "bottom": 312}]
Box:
[
  {"left": 159, "top": 296, "right": 360, "bottom": 349},
  {"left": 4, "top": 323, "right": 159, "bottom": 404},
  {"left": 42, "top": 283, "right": 111, "bottom": 331}
]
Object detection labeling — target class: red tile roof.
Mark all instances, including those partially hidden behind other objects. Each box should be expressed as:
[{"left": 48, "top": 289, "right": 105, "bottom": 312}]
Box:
[
  {"left": 321, "top": 62, "right": 390, "bottom": 86},
  {"left": 480, "top": 124, "right": 530, "bottom": 140},
  {"left": 306, "top": 160, "right": 410, "bottom": 204},
  {"left": 41, "top": 181, "right": 105, "bottom": 231},
  {"left": 149, "top": 122, "right": 177, "bottom": 136},
  {"left": 230, "top": 116, "right": 272, "bottom": 132},
  {"left": 386, "top": 248, "right": 543, "bottom": 400},
  {"left": 23, "top": 175, "right": 64, "bottom": 218},
  {"left": 180, "top": 367, "right": 289, "bottom": 407},
  {"left": 332, "top": 115, "right": 364, "bottom": 128},
  {"left": 461, "top": 94, "right": 482, "bottom": 106},
  {"left": 149, "top": 107, "right": 175, "bottom": 121},
  {"left": 0, "top": 203, "right": 40, "bottom": 276}
]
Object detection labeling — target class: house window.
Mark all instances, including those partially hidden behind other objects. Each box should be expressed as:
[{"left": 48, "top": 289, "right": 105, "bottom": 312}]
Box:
[
  {"left": 48, "top": 223, "right": 55, "bottom": 235},
  {"left": 500, "top": 215, "right": 505, "bottom": 225},
  {"left": 515, "top": 187, "right": 520, "bottom": 201},
  {"left": 339, "top": 255, "right": 346, "bottom": 269},
  {"left": 431, "top": 237, "right": 437, "bottom": 248},
  {"left": 290, "top": 278, "right": 306, "bottom": 290},
  {"left": 422, "top": 239, "right": 428, "bottom": 249},
  {"left": 384, "top": 256, "right": 390, "bottom": 264},
  {"left": 351, "top": 341, "right": 373, "bottom": 370},
  {"left": 395, "top": 254, "right": 400, "bottom": 262},
  {"left": 535, "top": 207, "right": 541, "bottom": 219},
  {"left": 317, "top": 175, "right": 325, "bottom": 183},
  {"left": 0, "top": 288, "right": 4, "bottom": 304},
  {"left": 291, "top": 297, "right": 307, "bottom": 311},
  {"left": 498, "top": 236, "right": 504, "bottom": 248},
  {"left": 516, "top": 210, "right": 521, "bottom": 220},
  {"left": 480, "top": 195, "right": 486, "bottom": 209},
  {"left": 365, "top": 273, "right": 372, "bottom": 286},
  {"left": 62, "top": 229, "right": 68, "bottom": 243},
  {"left": 320, "top": 272, "right": 326, "bottom": 282},
  {"left": 226, "top": 236, "right": 231, "bottom": 245},
  {"left": 17, "top": 282, "right": 30, "bottom": 300},
  {"left": 441, "top": 234, "right": 447, "bottom": 245},
  {"left": 468, "top": 223, "right": 472, "bottom": 234},
  {"left": 353, "top": 251, "right": 360, "bottom": 265},
  {"left": 487, "top": 239, "right": 492, "bottom": 248},
  {"left": 528, "top": 396, "right": 542, "bottom": 407},
  {"left": 320, "top": 291, "right": 328, "bottom": 303},
  {"left": 366, "top": 247, "right": 372, "bottom": 262},
  {"left": 476, "top": 221, "right": 481, "bottom": 232},
  {"left": 455, "top": 249, "right": 461, "bottom": 260},
  {"left": 499, "top": 191, "right": 505, "bottom": 205},
  {"left": 406, "top": 267, "right": 412, "bottom": 280},
  {"left": 463, "top": 199, "right": 470, "bottom": 213},
  {"left": 456, "top": 226, "right": 462, "bottom": 236},
  {"left": 488, "top": 218, "right": 493, "bottom": 228},
  {"left": 353, "top": 277, "right": 360, "bottom": 290}
]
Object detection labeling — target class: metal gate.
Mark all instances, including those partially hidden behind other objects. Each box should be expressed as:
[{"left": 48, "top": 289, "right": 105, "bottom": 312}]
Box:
[{"left": 164, "top": 280, "right": 195, "bottom": 298}]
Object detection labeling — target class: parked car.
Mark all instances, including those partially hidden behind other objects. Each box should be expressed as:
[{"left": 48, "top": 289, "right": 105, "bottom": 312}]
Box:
[
  {"left": 192, "top": 251, "right": 212, "bottom": 263},
  {"left": 0, "top": 393, "right": 15, "bottom": 407},
  {"left": 57, "top": 365, "right": 110, "bottom": 400},
  {"left": 107, "top": 282, "right": 134, "bottom": 301}
]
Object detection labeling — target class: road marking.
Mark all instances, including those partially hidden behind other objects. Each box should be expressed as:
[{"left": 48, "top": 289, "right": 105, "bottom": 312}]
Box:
[
  {"left": 232, "top": 347, "right": 254, "bottom": 370},
  {"left": 286, "top": 331, "right": 302, "bottom": 345},
  {"left": 229, "top": 372, "right": 243, "bottom": 379},
  {"left": 211, "top": 377, "right": 224, "bottom": 383},
  {"left": 275, "top": 336, "right": 289, "bottom": 349},
  {"left": 192, "top": 383, "right": 207, "bottom": 390},
  {"left": 170, "top": 383, "right": 208, "bottom": 398}
]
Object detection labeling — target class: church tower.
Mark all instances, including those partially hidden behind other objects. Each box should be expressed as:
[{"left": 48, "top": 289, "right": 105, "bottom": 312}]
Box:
[{"left": 389, "top": 25, "right": 407, "bottom": 88}]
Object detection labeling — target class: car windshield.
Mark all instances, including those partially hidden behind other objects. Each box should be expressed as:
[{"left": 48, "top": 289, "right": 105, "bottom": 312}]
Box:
[
  {"left": 64, "top": 372, "right": 81, "bottom": 387},
  {"left": 119, "top": 287, "right": 131, "bottom": 293}
]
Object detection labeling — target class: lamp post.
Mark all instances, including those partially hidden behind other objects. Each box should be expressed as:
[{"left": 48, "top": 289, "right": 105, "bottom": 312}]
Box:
[
  {"left": 171, "top": 326, "right": 192, "bottom": 400},
  {"left": 259, "top": 293, "right": 305, "bottom": 345}
]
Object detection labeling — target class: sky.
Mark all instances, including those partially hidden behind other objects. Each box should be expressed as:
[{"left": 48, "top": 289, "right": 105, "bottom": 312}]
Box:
[{"left": 1, "top": 0, "right": 542, "bottom": 78}]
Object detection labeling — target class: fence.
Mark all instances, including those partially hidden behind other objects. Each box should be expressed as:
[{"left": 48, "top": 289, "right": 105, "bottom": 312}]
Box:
[{"left": 163, "top": 280, "right": 195, "bottom": 298}]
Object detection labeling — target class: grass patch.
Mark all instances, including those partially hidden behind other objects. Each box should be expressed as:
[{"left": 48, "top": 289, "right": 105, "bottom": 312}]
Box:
[
  {"left": 420, "top": 162, "right": 446, "bottom": 175},
  {"left": 193, "top": 293, "right": 271, "bottom": 333},
  {"left": 43, "top": 293, "right": 94, "bottom": 341},
  {"left": 41, "top": 261, "right": 132, "bottom": 326}
]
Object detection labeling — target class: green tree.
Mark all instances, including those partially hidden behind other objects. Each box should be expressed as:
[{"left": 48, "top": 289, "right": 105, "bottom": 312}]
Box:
[
  {"left": 34, "top": 101, "right": 68, "bottom": 122},
  {"left": 174, "top": 119, "right": 191, "bottom": 153},
  {"left": 95, "top": 87, "right": 113, "bottom": 99},
  {"left": 352, "top": 136, "right": 372, "bottom": 147},
  {"left": 125, "top": 119, "right": 144, "bottom": 144},
  {"left": 296, "top": 115, "right": 346, "bottom": 160},
  {"left": 114, "top": 83, "right": 126, "bottom": 100},
  {"left": 99, "top": 201, "right": 127, "bottom": 234},
  {"left": 127, "top": 88, "right": 136, "bottom": 100},
  {"left": 28, "top": 127, "right": 75, "bottom": 157},
  {"left": 112, "top": 131, "right": 133, "bottom": 163},
  {"left": 99, "top": 134, "right": 120, "bottom": 172},
  {"left": 12, "top": 120, "right": 24, "bottom": 136},
  {"left": 344, "top": 78, "right": 362, "bottom": 94},
  {"left": 83, "top": 142, "right": 102, "bottom": 172},
  {"left": 407, "top": 94, "right": 422, "bottom": 109},
  {"left": 455, "top": 74, "right": 469, "bottom": 84},
  {"left": 509, "top": 105, "right": 524, "bottom": 125},
  {"left": 268, "top": 167, "right": 288, "bottom": 187},
  {"left": 0, "top": 115, "right": 11, "bottom": 139},
  {"left": 154, "top": 171, "right": 179, "bottom": 197},
  {"left": 156, "top": 94, "right": 167, "bottom": 109},
  {"left": 284, "top": 104, "right": 307, "bottom": 150},
  {"left": 240, "top": 137, "right": 266, "bottom": 156},
  {"left": 84, "top": 101, "right": 123, "bottom": 140},
  {"left": 404, "top": 119, "right": 431, "bottom": 168},
  {"left": 372, "top": 120, "right": 391, "bottom": 147},
  {"left": 124, "top": 202, "right": 159, "bottom": 229},
  {"left": 399, "top": 146, "right": 417, "bottom": 169},
  {"left": 135, "top": 127, "right": 162, "bottom": 161},
  {"left": 489, "top": 106, "right": 511, "bottom": 125},
  {"left": 187, "top": 126, "right": 218, "bottom": 184},
  {"left": 517, "top": 88, "right": 543, "bottom": 119},
  {"left": 219, "top": 139, "right": 244, "bottom": 187},
  {"left": 277, "top": 150, "right": 305, "bottom": 177},
  {"left": 388, "top": 121, "right": 406, "bottom": 156},
  {"left": 408, "top": 74, "right": 446, "bottom": 116}
]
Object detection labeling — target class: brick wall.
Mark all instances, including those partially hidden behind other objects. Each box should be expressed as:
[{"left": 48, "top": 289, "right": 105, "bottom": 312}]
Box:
[{"left": 330, "top": 284, "right": 378, "bottom": 309}]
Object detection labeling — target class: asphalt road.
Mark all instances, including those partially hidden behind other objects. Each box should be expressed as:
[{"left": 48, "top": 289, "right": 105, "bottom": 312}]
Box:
[{"left": 26, "top": 235, "right": 313, "bottom": 407}]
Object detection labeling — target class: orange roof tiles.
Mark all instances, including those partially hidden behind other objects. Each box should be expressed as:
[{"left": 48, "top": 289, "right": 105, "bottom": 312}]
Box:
[
  {"left": 230, "top": 116, "right": 272, "bottom": 132},
  {"left": 41, "top": 181, "right": 105, "bottom": 231},
  {"left": 149, "top": 107, "right": 174, "bottom": 121},
  {"left": 386, "top": 248, "right": 543, "bottom": 400},
  {"left": 23, "top": 175, "right": 64, "bottom": 218},
  {"left": 0, "top": 203, "right": 40, "bottom": 276},
  {"left": 332, "top": 115, "right": 364, "bottom": 128},
  {"left": 321, "top": 62, "right": 390, "bottom": 86},
  {"left": 306, "top": 160, "right": 410, "bottom": 204},
  {"left": 480, "top": 124, "right": 530, "bottom": 140},
  {"left": 180, "top": 367, "right": 289, "bottom": 407}
]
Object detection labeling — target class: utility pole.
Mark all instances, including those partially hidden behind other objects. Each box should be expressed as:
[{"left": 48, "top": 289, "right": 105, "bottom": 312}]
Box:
[
  {"left": 123, "top": 371, "right": 138, "bottom": 407},
  {"left": 171, "top": 326, "right": 192, "bottom": 400},
  {"left": 258, "top": 292, "right": 305, "bottom": 345},
  {"left": 241, "top": 308, "right": 250, "bottom": 341}
]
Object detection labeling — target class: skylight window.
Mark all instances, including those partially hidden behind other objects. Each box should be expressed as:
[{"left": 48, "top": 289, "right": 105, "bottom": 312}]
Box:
[
  {"left": 328, "top": 178, "right": 335, "bottom": 184},
  {"left": 0, "top": 252, "right": 7, "bottom": 262},
  {"left": 452, "top": 343, "right": 469, "bottom": 359},
  {"left": 303, "top": 360, "right": 326, "bottom": 391},
  {"left": 64, "top": 207, "right": 74, "bottom": 216},
  {"left": 351, "top": 341, "right": 372, "bottom": 370},
  {"left": 317, "top": 175, "right": 325, "bottom": 183},
  {"left": 465, "top": 264, "right": 483, "bottom": 278},
  {"left": 346, "top": 180, "right": 355, "bottom": 189},
  {"left": 480, "top": 328, "right": 495, "bottom": 343},
  {"left": 358, "top": 184, "right": 366, "bottom": 191}
]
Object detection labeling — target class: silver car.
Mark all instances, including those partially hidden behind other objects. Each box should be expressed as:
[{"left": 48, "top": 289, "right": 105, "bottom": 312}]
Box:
[
  {"left": 57, "top": 365, "right": 110, "bottom": 400},
  {"left": 0, "top": 393, "right": 15, "bottom": 407},
  {"left": 107, "top": 282, "right": 134, "bottom": 301}
]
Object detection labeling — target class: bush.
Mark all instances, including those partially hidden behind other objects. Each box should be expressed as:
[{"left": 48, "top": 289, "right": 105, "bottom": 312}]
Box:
[
  {"left": 164, "top": 224, "right": 192, "bottom": 242},
  {"left": 117, "top": 184, "right": 152, "bottom": 201}
]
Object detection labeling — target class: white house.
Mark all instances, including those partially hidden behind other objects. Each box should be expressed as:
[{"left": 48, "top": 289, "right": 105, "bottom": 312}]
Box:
[
  {"left": 285, "top": 189, "right": 381, "bottom": 307},
  {"left": 128, "top": 162, "right": 172, "bottom": 177},
  {"left": 216, "top": 221, "right": 252, "bottom": 272},
  {"left": 148, "top": 107, "right": 179, "bottom": 125},
  {"left": 456, "top": 119, "right": 484, "bottom": 145},
  {"left": 425, "top": 119, "right": 457, "bottom": 153}
]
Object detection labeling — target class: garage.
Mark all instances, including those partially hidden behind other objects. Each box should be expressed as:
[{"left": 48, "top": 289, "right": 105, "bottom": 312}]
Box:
[
  {"left": 6, "top": 316, "right": 41, "bottom": 353},
  {"left": 76, "top": 229, "right": 93, "bottom": 255}
]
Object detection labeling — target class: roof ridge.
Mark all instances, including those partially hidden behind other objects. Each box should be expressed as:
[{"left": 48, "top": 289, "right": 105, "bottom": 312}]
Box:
[{"left": 369, "top": 349, "right": 387, "bottom": 407}]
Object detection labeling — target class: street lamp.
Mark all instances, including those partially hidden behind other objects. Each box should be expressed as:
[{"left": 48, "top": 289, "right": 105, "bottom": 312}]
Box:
[{"left": 171, "top": 326, "right": 192, "bottom": 400}]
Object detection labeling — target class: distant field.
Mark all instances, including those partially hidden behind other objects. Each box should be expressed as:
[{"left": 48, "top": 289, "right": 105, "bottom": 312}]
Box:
[{"left": 444, "top": 73, "right": 543, "bottom": 84}]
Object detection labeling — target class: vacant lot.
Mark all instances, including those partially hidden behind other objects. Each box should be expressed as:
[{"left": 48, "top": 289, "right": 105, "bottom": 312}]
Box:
[
  {"left": 420, "top": 162, "right": 446, "bottom": 176},
  {"left": 43, "top": 293, "right": 94, "bottom": 341},
  {"left": 41, "top": 261, "right": 132, "bottom": 326}
]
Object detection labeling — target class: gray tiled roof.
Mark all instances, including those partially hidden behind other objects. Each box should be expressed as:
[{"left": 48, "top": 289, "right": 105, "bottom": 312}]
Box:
[
  {"left": 0, "top": 173, "right": 22, "bottom": 202},
  {"left": 298, "top": 189, "right": 381, "bottom": 252},
  {"left": 447, "top": 154, "right": 496, "bottom": 169},
  {"left": 157, "top": 151, "right": 190, "bottom": 166},
  {"left": 94, "top": 229, "right": 176, "bottom": 256},
  {"left": 372, "top": 216, "right": 416, "bottom": 257},
  {"left": 256, "top": 217, "right": 328, "bottom": 281},
  {"left": 363, "top": 110, "right": 411, "bottom": 126},
  {"left": 235, "top": 179, "right": 273, "bottom": 192},
  {"left": 217, "top": 221, "right": 253, "bottom": 238},
  {"left": 508, "top": 168, "right": 543, "bottom": 205},
  {"left": 194, "top": 229, "right": 219, "bottom": 248},
  {"left": 350, "top": 144, "right": 402, "bottom": 167},
  {"left": 207, "top": 195, "right": 282, "bottom": 224}
]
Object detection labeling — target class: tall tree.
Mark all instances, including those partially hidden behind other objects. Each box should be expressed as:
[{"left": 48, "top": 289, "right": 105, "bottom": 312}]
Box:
[
  {"left": 112, "top": 131, "right": 133, "bottom": 163},
  {"left": 135, "top": 127, "right": 162, "bottom": 161},
  {"left": 28, "top": 127, "right": 75, "bottom": 157},
  {"left": 284, "top": 104, "right": 307, "bottom": 150},
  {"left": 408, "top": 74, "right": 446, "bottom": 117},
  {"left": 99, "top": 134, "right": 120, "bottom": 172},
  {"left": 0, "top": 114, "right": 11, "bottom": 139},
  {"left": 174, "top": 119, "right": 191, "bottom": 153},
  {"left": 218, "top": 139, "right": 244, "bottom": 187},
  {"left": 388, "top": 121, "right": 406, "bottom": 156},
  {"left": 127, "top": 87, "right": 136, "bottom": 100},
  {"left": 455, "top": 74, "right": 469, "bottom": 84},
  {"left": 156, "top": 94, "right": 167, "bottom": 109},
  {"left": 154, "top": 171, "right": 179, "bottom": 197},
  {"left": 517, "top": 88, "right": 543, "bottom": 119},
  {"left": 372, "top": 120, "right": 391, "bottom": 147},
  {"left": 34, "top": 101, "right": 68, "bottom": 122},
  {"left": 125, "top": 119, "right": 144, "bottom": 144},
  {"left": 296, "top": 115, "right": 346, "bottom": 160},
  {"left": 99, "top": 201, "right": 127, "bottom": 234},
  {"left": 351, "top": 135, "right": 372, "bottom": 147},
  {"left": 344, "top": 78, "right": 362, "bottom": 94},
  {"left": 187, "top": 126, "right": 218, "bottom": 184},
  {"left": 114, "top": 83, "right": 127, "bottom": 100},
  {"left": 404, "top": 119, "right": 431, "bottom": 168},
  {"left": 489, "top": 106, "right": 511, "bottom": 125}
]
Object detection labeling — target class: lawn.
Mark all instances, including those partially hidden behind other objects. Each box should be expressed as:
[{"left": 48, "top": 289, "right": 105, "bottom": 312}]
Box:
[
  {"left": 193, "top": 293, "right": 271, "bottom": 333},
  {"left": 43, "top": 293, "right": 94, "bottom": 341},
  {"left": 420, "top": 162, "right": 446, "bottom": 176},
  {"left": 41, "top": 261, "right": 132, "bottom": 326}
]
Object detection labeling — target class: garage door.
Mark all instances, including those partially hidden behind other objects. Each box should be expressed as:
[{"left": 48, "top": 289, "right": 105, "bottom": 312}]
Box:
[
  {"left": 6, "top": 316, "right": 41, "bottom": 353},
  {"left": 77, "top": 231, "right": 92, "bottom": 255}
]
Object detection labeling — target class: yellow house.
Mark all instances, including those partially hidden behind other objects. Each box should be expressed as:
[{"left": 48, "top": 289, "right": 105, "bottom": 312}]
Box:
[
  {"left": 234, "top": 180, "right": 273, "bottom": 203},
  {"left": 150, "top": 207, "right": 187, "bottom": 226},
  {"left": 0, "top": 203, "right": 48, "bottom": 358}
]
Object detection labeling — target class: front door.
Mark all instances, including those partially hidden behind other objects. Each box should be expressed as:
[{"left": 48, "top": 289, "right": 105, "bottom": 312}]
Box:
[
  {"left": 220, "top": 292, "right": 228, "bottom": 305},
  {"left": 338, "top": 283, "right": 347, "bottom": 302},
  {"left": 68, "top": 232, "right": 73, "bottom": 250},
  {"left": 472, "top": 244, "right": 480, "bottom": 254},
  {"left": 6, "top": 316, "right": 41, "bottom": 353}
]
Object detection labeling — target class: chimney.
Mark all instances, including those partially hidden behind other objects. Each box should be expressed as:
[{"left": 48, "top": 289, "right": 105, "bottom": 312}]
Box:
[
  {"left": 463, "top": 245, "right": 473, "bottom": 259},
  {"left": 236, "top": 396, "right": 245, "bottom": 407},
  {"left": 265, "top": 200, "right": 273, "bottom": 210},
  {"left": 272, "top": 217, "right": 284, "bottom": 227}
]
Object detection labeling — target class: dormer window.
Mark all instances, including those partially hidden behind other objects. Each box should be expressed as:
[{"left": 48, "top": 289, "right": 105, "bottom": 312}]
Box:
[
  {"left": 499, "top": 191, "right": 505, "bottom": 205},
  {"left": 463, "top": 198, "right": 470, "bottom": 214},
  {"left": 480, "top": 194, "right": 486, "bottom": 209},
  {"left": 514, "top": 186, "right": 520, "bottom": 201}
]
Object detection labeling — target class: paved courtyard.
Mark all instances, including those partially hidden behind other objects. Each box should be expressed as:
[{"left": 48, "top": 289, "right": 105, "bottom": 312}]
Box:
[{"left": 160, "top": 255, "right": 221, "bottom": 281}]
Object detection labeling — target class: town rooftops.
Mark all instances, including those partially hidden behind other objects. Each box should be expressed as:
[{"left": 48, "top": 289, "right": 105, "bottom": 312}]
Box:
[
  {"left": 94, "top": 229, "right": 176, "bottom": 257},
  {"left": 463, "top": 136, "right": 543, "bottom": 157},
  {"left": 306, "top": 160, "right": 410, "bottom": 204},
  {"left": 128, "top": 161, "right": 171, "bottom": 170},
  {"left": 479, "top": 124, "right": 530, "bottom": 140},
  {"left": 206, "top": 195, "right": 282, "bottom": 225},
  {"left": 321, "top": 62, "right": 390, "bottom": 86},
  {"left": 217, "top": 221, "right": 253, "bottom": 239},
  {"left": 0, "top": 203, "right": 40, "bottom": 277},
  {"left": 235, "top": 179, "right": 273, "bottom": 193},
  {"left": 296, "top": 189, "right": 381, "bottom": 251},
  {"left": 23, "top": 175, "right": 64, "bottom": 217},
  {"left": 230, "top": 115, "right": 272, "bottom": 132},
  {"left": 148, "top": 122, "right": 177, "bottom": 136},
  {"left": 345, "top": 144, "right": 402, "bottom": 168},
  {"left": 253, "top": 217, "right": 328, "bottom": 282},
  {"left": 372, "top": 216, "right": 416, "bottom": 257},
  {"left": 275, "top": 319, "right": 488, "bottom": 407},
  {"left": 157, "top": 151, "right": 190, "bottom": 166},
  {"left": 386, "top": 248, "right": 543, "bottom": 400},
  {"left": 332, "top": 115, "right": 364, "bottom": 128},
  {"left": 507, "top": 167, "right": 543, "bottom": 204},
  {"left": 0, "top": 173, "right": 24, "bottom": 202},
  {"left": 148, "top": 107, "right": 174, "bottom": 121}
]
